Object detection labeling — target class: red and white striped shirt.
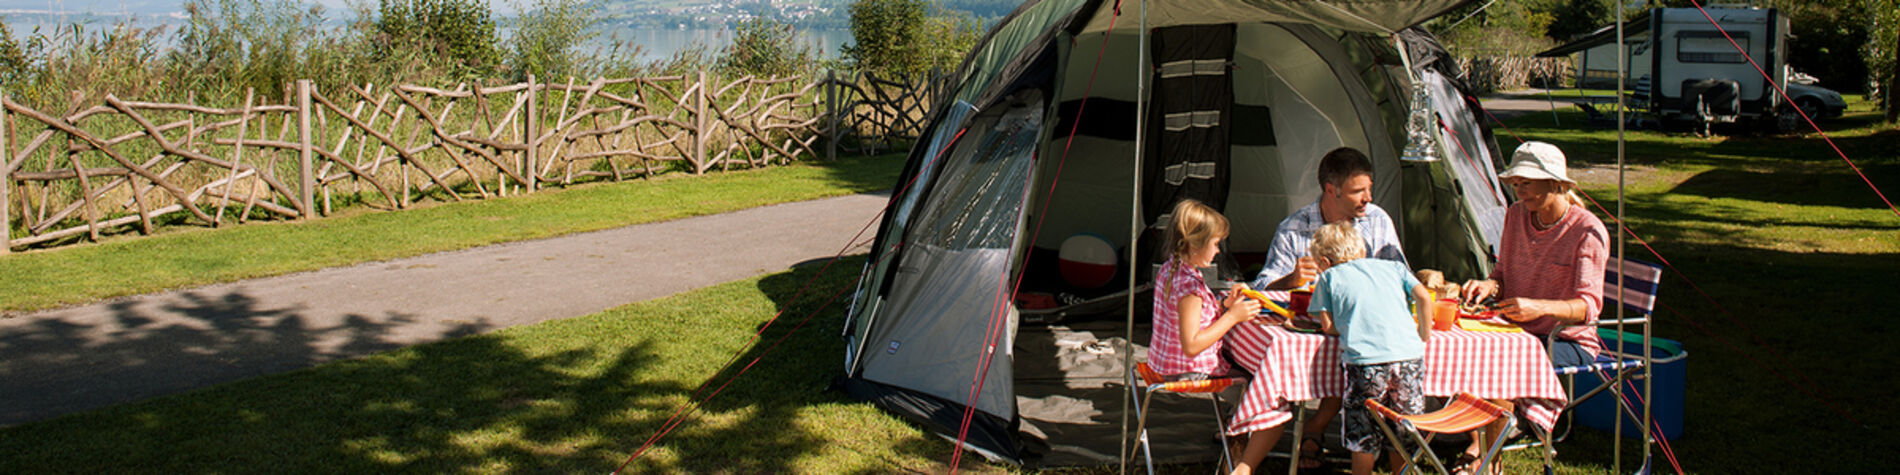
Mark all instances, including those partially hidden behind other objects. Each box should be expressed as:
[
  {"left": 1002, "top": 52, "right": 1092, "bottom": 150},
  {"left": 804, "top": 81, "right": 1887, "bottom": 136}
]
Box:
[
  {"left": 1150, "top": 257, "right": 1230, "bottom": 377},
  {"left": 1492, "top": 202, "right": 1608, "bottom": 356}
]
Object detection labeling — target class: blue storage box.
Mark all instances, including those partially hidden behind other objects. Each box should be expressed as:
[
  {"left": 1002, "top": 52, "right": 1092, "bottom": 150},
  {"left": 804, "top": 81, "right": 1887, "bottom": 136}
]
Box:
[{"left": 1571, "top": 329, "right": 1686, "bottom": 440}]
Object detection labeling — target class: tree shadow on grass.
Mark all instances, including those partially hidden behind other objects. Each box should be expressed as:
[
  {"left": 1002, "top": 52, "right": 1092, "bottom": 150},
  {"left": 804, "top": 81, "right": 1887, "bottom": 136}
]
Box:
[
  {"left": 1504, "top": 111, "right": 1900, "bottom": 169},
  {"left": 1532, "top": 223, "right": 1899, "bottom": 472},
  {"left": 1666, "top": 164, "right": 1900, "bottom": 211},
  {"left": 606, "top": 253, "right": 996, "bottom": 473},
  {"left": 0, "top": 289, "right": 493, "bottom": 427}
]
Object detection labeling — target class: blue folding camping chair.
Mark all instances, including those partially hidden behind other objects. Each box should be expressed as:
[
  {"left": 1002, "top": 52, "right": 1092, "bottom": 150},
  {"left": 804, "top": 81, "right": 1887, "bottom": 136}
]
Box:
[{"left": 1513, "top": 255, "right": 1687, "bottom": 473}]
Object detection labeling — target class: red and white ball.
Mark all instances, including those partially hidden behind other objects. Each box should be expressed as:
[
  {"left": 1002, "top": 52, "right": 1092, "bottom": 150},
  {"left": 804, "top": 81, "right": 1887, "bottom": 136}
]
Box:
[{"left": 1058, "top": 233, "right": 1117, "bottom": 289}]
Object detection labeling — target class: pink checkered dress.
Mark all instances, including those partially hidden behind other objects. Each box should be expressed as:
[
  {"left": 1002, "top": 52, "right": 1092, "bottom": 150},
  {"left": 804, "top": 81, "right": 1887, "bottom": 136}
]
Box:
[{"left": 1149, "top": 257, "right": 1230, "bottom": 377}]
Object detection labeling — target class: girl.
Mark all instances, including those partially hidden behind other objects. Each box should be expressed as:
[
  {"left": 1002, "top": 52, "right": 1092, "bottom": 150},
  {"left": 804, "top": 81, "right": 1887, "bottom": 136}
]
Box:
[{"left": 1149, "top": 198, "right": 1261, "bottom": 380}]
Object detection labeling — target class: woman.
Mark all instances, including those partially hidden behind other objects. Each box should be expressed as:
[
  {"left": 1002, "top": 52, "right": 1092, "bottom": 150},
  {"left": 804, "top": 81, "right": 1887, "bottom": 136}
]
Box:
[{"left": 1455, "top": 141, "right": 1609, "bottom": 474}]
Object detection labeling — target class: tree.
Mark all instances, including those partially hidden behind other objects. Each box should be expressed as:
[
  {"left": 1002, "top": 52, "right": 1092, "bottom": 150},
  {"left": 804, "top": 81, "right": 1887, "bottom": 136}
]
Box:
[
  {"left": 374, "top": 0, "right": 500, "bottom": 74},
  {"left": 844, "top": 0, "right": 927, "bottom": 76},
  {"left": 843, "top": 0, "right": 979, "bottom": 78},
  {"left": 1548, "top": 0, "right": 1614, "bottom": 41},
  {"left": 506, "top": 0, "right": 600, "bottom": 81},
  {"left": 718, "top": 18, "right": 814, "bottom": 78},
  {"left": 1869, "top": 0, "right": 1899, "bottom": 121}
]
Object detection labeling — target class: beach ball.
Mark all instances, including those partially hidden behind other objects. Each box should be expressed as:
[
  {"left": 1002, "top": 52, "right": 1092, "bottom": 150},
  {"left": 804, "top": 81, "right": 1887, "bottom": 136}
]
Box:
[{"left": 1059, "top": 233, "right": 1117, "bottom": 289}]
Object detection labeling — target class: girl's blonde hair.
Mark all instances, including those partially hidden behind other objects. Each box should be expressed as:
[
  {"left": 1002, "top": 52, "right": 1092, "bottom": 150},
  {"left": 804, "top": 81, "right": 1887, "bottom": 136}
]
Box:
[
  {"left": 1166, "top": 199, "right": 1229, "bottom": 263},
  {"left": 1307, "top": 221, "right": 1367, "bottom": 265}
]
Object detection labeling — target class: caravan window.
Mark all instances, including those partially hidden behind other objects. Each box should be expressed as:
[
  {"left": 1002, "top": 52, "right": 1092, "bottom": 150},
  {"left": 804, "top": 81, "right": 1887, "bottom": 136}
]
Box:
[{"left": 1676, "top": 30, "right": 1749, "bottom": 63}]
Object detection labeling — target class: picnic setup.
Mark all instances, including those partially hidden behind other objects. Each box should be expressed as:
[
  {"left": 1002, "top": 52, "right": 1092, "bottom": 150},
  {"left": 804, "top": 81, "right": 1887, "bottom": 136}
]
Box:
[{"left": 832, "top": 0, "right": 1727, "bottom": 473}]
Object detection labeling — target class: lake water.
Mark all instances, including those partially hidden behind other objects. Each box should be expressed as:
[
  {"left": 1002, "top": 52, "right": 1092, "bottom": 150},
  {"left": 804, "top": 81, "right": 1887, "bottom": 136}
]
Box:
[
  {"left": 601, "top": 27, "right": 855, "bottom": 65},
  {"left": 0, "top": 13, "right": 855, "bottom": 68}
]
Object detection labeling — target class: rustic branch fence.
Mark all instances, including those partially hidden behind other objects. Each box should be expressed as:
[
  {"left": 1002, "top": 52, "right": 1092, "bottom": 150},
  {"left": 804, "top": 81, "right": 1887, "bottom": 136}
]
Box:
[
  {"left": 1456, "top": 56, "right": 1572, "bottom": 94},
  {"left": 1, "top": 69, "right": 949, "bottom": 252}
]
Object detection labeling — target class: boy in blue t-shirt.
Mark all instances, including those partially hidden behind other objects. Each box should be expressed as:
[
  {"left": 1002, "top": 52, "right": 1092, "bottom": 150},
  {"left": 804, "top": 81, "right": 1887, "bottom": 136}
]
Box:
[{"left": 1305, "top": 221, "right": 1436, "bottom": 475}]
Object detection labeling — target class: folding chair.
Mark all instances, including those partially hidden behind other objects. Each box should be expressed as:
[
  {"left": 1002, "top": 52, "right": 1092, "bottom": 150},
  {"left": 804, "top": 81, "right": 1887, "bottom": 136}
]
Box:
[
  {"left": 1128, "top": 361, "right": 1246, "bottom": 474},
  {"left": 1367, "top": 393, "right": 1515, "bottom": 475},
  {"left": 1511, "top": 256, "right": 1685, "bottom": 467}
]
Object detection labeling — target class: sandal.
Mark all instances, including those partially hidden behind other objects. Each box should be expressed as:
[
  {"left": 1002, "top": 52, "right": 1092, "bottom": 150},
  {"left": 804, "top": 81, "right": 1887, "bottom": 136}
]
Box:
[{"left": 1297, "top": 436, "right": 1325, "bottom": 470}]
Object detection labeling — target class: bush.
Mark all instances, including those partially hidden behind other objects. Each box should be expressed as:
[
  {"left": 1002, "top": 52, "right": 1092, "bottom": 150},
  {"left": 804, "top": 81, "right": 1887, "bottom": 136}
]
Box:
[
  {"left": 843, "top": 0, "right": 976, "bottom": 79},
  {"left": 167, "top": 0, "right": 330, "bottom": 101},
  {"left": 373, "top": 0, "right": 501, "bottom": 76},
  {"left": 717, "top": 18, "right": 813, "bottom": 78},
  {"left": 506, "top": 0, "right": 601, "bottom": 81}
]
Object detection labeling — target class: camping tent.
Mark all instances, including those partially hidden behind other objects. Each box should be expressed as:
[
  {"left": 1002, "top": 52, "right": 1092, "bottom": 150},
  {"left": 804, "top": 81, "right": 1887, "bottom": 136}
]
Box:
[{"left": 839, "top": 0, "right": 1510, "bottom": 466}]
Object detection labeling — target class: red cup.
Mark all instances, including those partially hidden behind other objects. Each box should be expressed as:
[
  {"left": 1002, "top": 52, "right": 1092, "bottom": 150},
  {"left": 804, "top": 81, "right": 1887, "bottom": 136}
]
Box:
[{"left": 1288, "top": 289, "right": 1313, "bottom": 316}]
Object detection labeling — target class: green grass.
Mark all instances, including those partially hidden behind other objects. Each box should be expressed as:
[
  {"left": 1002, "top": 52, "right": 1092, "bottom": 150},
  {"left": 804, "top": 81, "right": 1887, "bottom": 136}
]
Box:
[
  {"left": 1476, "top": 102, "right": 1900, "bottom": 474},
  {"left": 0, "top": 254, "right": 992, "bottom": 473},
  {"left": 0, "top": 153, "right": 905, "bottom": 314},
  {"left": 3, "top": 98, "right": 1896, "bottom": 474}
]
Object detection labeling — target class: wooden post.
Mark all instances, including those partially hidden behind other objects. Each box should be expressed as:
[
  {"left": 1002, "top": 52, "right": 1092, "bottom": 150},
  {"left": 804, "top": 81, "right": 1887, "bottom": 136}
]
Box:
[
  {"left": 0, "top": 89, "right": 9, "bottom": 254},
  {"left": 298, "top": 80, "right": 314, "bottom": 219},
  {"left": 825, "top": 69, "right": 838, "bottom": 162},
  {"left": 695, "top": 70, "right": 709, "bottom": 174},
  {"left": 525, "top": 74, "right": 538, "bottom": 192}
]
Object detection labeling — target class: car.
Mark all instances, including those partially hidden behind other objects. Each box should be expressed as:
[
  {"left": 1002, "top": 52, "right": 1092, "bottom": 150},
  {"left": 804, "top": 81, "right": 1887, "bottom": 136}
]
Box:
[{"left": 1786, "top": 82, "right": 1846, "bottom": 123}]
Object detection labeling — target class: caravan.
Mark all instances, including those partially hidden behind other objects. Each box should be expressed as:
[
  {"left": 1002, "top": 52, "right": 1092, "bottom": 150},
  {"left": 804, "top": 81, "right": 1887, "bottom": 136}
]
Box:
[{"left": 1539, "top": 5, "right": 1840, "bottom": 132}]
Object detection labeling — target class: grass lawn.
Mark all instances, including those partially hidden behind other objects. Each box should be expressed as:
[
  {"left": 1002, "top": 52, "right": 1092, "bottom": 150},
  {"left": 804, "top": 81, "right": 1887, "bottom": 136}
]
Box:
[
  {"left": 0, "top": 254, "right": 991, "bottom": 473},
  {"left": 1, "top": 100, "right": 1895, "bottom": 473},
  {"left": 0, "top": 153, "right": 905, "bottom": 314},
  {"left": 1477, "top": 100, "right": 1900, "bottom": 473}
]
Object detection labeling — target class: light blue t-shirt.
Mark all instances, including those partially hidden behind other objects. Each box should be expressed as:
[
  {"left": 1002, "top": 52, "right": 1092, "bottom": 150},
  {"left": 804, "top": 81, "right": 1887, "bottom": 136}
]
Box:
[
  {"left": 1307, "top": 258, "right": 1424, "bottom": 365},
  {"left": 1252, "top": 200, "right": 1406, "bottom": 290}
]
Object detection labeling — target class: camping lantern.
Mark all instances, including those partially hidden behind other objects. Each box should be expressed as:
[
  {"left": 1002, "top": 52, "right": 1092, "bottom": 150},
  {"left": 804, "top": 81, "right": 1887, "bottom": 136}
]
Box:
[
  {"left": 1401, "top": 81, "right": 1442, "bottom": 163},
  {"left": 1058, "top": 233, "right": 1117, "bottom": 289}
]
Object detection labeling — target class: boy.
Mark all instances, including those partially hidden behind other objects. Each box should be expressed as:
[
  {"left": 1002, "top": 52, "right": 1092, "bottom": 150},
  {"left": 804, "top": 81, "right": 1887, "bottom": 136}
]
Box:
[{"left": 1305, "top": 222, "right": 1435, "bottom": 475}]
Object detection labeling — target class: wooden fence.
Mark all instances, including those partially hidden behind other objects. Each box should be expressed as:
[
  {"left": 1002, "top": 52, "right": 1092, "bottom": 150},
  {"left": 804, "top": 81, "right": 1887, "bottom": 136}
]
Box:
[
  {"left": 1457, "top": 56, "right": 1572, "bottom": 94},
  {"left": 1, "top": 69, "right": 948, "bottom": 252}
]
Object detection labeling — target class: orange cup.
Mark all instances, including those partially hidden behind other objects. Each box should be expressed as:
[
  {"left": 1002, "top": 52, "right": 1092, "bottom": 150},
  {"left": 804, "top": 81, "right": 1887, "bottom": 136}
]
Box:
[{"left": 1431, "top": 298, "right": 1460, "bottom": 331}]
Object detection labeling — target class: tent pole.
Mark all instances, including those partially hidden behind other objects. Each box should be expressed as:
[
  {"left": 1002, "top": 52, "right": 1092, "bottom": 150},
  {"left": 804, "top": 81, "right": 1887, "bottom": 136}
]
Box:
[
  {"left": 1614, "top": 2, "right": 1655, "bottom": 470},
  {"left": 1121, "top": 0, "right": 1148, "bottom": 473},
  {"left": 1612, "top": 2, "right": 1642, "bottom": 472}
]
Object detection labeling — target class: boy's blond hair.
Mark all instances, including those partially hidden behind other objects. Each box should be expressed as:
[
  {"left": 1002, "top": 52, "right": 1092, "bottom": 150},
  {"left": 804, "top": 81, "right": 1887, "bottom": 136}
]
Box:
[
  {"left": 1166, "top": 199, "right": 1229, "bottom": 263},
  {"left": 1307, "top": 221, "right": 1367, "bottom": 265}
]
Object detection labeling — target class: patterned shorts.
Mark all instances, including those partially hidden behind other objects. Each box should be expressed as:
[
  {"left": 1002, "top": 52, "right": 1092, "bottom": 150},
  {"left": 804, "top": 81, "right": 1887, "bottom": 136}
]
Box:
[{"left": 1341, "top": 359, "right": 1425, "bottom": 454}]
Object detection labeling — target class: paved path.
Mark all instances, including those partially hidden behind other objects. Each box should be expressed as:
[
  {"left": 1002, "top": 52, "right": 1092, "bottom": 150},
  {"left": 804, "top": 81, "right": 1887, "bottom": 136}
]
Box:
[{"left": 0, "top": 193, "right": 888, "bottom": 426}]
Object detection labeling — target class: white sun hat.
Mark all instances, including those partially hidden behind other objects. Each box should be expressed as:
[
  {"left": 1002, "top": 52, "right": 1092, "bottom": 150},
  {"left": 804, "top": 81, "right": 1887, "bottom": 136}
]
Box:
[{"left": 1499, "top": 141, "right": 1575, "bottom": 185}]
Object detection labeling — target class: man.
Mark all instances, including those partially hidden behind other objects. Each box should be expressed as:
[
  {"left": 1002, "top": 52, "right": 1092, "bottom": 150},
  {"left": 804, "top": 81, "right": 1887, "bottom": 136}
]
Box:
[
  {"left": 1244, "top": 146, "right": 1406, "bottom": 472},
  {"left": 1252, "top": 147, "right": 1406, "bottom": 290}
]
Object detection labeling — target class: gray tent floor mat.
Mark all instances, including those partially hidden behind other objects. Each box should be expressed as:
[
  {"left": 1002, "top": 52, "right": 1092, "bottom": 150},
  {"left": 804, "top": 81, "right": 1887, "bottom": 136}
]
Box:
[
  {"left": 1012, "top": 319, "right": 1396, "bottom": 469},
  {"left": 1013, "top": 320, "right": 1237, "bottom": 467}
]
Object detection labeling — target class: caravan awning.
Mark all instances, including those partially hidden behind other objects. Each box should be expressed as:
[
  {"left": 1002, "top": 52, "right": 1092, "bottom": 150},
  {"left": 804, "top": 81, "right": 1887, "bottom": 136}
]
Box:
[
  {"left": 1076, "top": 0, "right": 1476, "bottom": 35},
  {"left": 1535, "top": 11, "right": 1653, "bottom": 58}
]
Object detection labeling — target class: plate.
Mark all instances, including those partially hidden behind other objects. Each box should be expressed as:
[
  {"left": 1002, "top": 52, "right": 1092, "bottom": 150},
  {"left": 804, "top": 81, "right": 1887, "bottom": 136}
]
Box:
[
  {"left": 1457, "top": 318, "right": 1521, "bottom": 333},
  {"left": 1458, "top": 310, "right": 1498, "bottom": 320}
]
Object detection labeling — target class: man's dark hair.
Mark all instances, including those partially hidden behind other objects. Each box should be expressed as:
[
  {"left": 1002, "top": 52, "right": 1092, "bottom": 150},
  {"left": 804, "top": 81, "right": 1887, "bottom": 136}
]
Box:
[{"left": 1317, "top": 147, "right": 1374, "bottom": 188}]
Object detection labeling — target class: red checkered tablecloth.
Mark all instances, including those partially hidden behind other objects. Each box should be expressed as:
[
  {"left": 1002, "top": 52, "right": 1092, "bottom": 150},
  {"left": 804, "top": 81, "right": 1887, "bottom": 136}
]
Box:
[{"left": 1221, "top": 309, "right": 1568, "bottom": 436}]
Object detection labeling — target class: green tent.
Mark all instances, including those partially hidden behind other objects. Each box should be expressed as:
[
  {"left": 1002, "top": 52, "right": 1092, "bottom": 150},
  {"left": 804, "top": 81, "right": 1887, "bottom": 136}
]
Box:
[{"left": 841, "top": 0, "right": 1508, "bottom": 466}]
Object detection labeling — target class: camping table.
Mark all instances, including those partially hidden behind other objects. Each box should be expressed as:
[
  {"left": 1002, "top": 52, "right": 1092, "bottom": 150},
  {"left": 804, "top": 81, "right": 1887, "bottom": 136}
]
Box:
[{"left": 1220, "top": 311, "right": 1569, "bottom": 437}]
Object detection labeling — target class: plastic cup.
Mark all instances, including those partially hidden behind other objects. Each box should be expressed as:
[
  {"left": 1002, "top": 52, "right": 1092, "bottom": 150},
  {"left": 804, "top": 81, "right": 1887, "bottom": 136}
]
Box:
[{"left": 1432, "top": 298, "right": 1459, "bottom": 331}]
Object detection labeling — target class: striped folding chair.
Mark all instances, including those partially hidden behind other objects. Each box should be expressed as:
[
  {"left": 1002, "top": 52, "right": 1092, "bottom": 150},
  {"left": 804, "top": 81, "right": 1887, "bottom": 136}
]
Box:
[
  {"left": 1127, "top": 361, "right": 1246, "bottom": 474},
  {"left": 1368, "top": 393, "right": 1515, "bottom": 475},
  {"left": 1512, "top": 256, "right": 1687, "bottom": 470}
]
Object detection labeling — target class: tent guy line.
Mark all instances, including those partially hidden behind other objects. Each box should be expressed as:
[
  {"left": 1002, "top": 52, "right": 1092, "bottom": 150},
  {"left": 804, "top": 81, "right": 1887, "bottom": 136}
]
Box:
[{"left": 1682, "top": 0, "right": 1898, "bottom": 219}]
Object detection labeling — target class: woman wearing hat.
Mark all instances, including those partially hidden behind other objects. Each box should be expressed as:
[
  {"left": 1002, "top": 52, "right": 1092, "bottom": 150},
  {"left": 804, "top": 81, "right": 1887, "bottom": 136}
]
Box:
[{"left": 1453, "top": 141, "right": 1609, "bottom": 473}]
